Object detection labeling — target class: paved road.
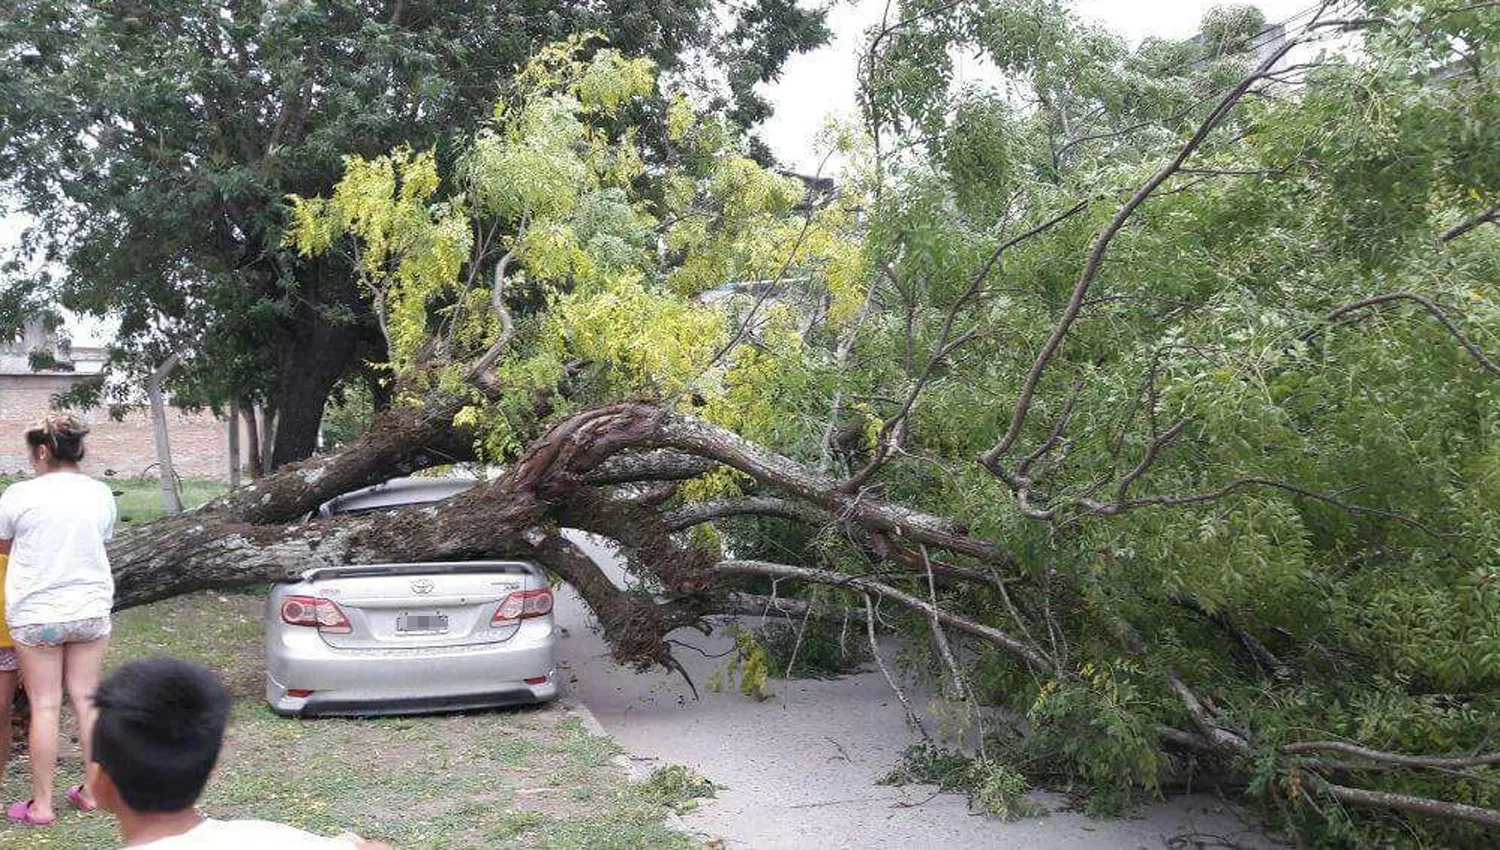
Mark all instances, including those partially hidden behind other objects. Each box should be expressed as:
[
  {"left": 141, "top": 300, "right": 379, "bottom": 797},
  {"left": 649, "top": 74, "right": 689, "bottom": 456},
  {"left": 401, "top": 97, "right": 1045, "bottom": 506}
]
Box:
[{"left": 555, "top": 533, "right": 1280, "bottom": 849}]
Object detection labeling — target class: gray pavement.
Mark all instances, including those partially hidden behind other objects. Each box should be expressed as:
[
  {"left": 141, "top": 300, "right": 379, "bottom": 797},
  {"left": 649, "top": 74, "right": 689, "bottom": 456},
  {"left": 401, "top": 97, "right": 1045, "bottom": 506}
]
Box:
[{"left": 555, "top": 533, "right": 1281, "bottom": 849}]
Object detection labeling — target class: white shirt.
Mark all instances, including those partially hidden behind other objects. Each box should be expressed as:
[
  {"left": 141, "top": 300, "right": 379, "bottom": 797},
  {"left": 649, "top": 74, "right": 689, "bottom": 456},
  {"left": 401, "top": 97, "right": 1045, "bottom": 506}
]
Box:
[
  {"left": 129, "top": 818, "right": 358, "bottom": 849},
  {"left": 0, "top": 472, "right": 117, "bottom": 627}
]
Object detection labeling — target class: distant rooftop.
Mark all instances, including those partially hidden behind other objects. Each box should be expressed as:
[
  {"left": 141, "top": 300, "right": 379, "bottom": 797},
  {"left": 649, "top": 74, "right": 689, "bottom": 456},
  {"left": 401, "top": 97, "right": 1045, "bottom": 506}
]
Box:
[{"left": 0, "top": 317, "right": 107, "bottom": 377}]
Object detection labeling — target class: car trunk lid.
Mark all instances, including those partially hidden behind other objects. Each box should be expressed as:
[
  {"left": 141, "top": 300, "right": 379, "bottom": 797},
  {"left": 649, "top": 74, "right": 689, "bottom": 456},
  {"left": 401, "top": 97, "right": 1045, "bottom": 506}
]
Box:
[{"left": 301, "top": 561, "right": 545, "bottom": 650}]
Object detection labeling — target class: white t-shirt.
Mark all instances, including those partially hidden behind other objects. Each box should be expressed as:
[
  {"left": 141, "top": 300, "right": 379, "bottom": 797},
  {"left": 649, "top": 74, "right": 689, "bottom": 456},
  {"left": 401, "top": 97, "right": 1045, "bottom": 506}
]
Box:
[
  {"left": 128, "top": 818, "right": 358, "bottom": 849},
  {"left": 0, "top": 472, "right": 117, "bottom": 627}
]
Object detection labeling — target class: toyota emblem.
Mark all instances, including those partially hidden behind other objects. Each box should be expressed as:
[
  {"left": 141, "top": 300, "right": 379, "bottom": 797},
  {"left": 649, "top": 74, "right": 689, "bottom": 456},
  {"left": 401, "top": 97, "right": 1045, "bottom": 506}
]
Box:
[{"left": 410, "top": 578, "right": 435, "bottom": 595}]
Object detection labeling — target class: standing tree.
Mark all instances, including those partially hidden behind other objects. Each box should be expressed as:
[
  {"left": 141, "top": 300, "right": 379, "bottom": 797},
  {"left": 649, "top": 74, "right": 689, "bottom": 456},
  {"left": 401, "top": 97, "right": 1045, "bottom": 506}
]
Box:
[
  {"left": 145, "top": 351, "right": 185, "bottom": 514},
  {"left": 0, "top": 0, "right": 828, "bottom": 466},
  {"left": 62, "top": 2, "right": 1500, "bottom": 845}
]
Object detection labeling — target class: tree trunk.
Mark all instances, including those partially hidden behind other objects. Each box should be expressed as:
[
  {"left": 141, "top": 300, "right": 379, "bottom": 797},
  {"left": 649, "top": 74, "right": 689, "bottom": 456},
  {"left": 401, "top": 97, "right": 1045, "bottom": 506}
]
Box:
[
  {"left": 227, "top": 401, "right": 242, "bottom": 489},
  {"left": 244, "top": 403, "right": 263, "bottom": 480},
  {"left": 202, "top": 394, "right": 473, "bottom": 526},
  {"left": 259, "top": 406, "right": 277, "bottom": 475},
  {"left": 146, "top": 354, "right": 184, "bottom": 516},
  {"left": 269, "top": 257, "right": 381, "bottom": 469},
  {"left": 109, "top": 401, "right": 999, "bottom": 666}
]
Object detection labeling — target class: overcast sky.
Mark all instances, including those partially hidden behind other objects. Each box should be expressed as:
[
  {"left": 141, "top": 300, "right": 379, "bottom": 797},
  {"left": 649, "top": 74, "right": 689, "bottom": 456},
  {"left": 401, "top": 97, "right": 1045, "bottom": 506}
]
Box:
[
  {"left": 6, "top": 1, "right": 1314, "bottom": 346},
  {"left": 760, "top": 0, "right": 1314, "bottom": 172}
]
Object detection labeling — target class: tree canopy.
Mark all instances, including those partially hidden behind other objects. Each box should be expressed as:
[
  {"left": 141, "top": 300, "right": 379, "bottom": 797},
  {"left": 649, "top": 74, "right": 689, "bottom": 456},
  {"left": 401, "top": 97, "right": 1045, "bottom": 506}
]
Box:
[
  {"left": 81, "top": 1, "right": 1500, "bottom": 846},
  {"left": 0, "top": 0, "right": 828, "bottom": 463}
]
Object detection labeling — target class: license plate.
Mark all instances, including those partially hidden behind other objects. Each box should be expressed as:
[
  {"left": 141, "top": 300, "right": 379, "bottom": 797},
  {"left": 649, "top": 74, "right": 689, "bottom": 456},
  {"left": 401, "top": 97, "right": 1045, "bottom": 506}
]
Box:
[{"left": 397, "top": 613, "right": 449, "bottom": 633}]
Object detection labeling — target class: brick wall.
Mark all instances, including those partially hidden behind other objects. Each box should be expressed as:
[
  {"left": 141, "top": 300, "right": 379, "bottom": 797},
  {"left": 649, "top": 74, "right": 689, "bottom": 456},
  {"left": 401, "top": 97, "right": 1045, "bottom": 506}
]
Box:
[{"left": 0, "top": 374, "right": 245, "bottom": 481}]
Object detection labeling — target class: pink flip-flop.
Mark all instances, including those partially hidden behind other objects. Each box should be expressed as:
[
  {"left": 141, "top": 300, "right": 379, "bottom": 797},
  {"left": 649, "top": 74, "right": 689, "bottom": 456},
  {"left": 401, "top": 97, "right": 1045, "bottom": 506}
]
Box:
[
  {"left": 67, "top": 785, "right": 98, "bottom": 813},
  {"left": 6, "top": 799, "right": 55, "bottom": 826}
]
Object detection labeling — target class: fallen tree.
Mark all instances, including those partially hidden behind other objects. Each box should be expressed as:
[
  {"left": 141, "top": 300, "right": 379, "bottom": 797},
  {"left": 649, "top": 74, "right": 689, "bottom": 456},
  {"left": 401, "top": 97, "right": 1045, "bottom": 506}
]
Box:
[
  {"left": 99, "top": 8, "right": 1500, "bottom": 846},
  {"left": 109, "top": 393, "right": 1500, "bottom": 836}
]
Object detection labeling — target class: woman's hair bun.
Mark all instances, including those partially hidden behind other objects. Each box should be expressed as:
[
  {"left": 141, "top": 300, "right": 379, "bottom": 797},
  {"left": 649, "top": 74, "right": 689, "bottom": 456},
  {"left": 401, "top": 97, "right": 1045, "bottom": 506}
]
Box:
[
  {"left": 32, "top": 412, "right": 91, "bottom": 439},
  {"left": 25, "top": 411, "right": 91, "bottom": 462}
]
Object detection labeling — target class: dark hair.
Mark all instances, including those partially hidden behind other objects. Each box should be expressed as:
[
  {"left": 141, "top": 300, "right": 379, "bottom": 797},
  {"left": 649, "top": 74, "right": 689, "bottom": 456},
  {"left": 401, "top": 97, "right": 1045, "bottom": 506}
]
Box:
[
  {"left": 24, "top": 412, "right": 89, "bottom": 463},
  {"left": 92, "top": 658, "right": 231, "bottom": 813}
]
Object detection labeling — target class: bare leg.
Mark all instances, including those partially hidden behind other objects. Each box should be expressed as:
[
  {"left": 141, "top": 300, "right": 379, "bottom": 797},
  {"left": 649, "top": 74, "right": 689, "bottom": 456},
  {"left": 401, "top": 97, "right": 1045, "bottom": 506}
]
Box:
[
  {"left": 0, "top": 670, "right": 16, "bottom": 787},
  {"left": 15, "top": 643, "right": 64, "bottom": 820},
  {"left": 62, "top": 636, "right": 109, "bottom": 808}
]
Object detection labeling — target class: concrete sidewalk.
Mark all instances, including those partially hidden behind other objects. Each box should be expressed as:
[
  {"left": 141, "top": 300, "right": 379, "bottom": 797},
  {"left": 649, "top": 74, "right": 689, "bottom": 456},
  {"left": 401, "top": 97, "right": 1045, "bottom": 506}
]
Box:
[{"left": 555, "top": 533, "right": 1281, "bottom": 849}]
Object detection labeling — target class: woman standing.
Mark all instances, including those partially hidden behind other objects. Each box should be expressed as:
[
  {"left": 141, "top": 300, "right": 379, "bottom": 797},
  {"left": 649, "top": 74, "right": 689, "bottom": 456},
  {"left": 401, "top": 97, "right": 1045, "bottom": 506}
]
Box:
[{"left": 0, "top": 413, "right": 117, "bottom": 826}]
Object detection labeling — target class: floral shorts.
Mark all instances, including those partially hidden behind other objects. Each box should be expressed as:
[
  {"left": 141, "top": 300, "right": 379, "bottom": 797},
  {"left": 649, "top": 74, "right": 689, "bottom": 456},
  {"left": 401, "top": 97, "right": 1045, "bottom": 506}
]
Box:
[
  {"left": 0, "top": 648, "right": 15, "bottom": 672},
  {"left": 9, "top": 616, "right": 112, "bottom": 648}
]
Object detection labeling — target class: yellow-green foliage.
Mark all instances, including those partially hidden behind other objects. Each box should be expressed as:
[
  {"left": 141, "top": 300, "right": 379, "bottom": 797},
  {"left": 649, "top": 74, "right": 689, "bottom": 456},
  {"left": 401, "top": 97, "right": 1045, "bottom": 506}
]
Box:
[
  {"left": 699, "top": 306, "right": 809, "bottom": 442},
  {"left": 678, "top": 467, "right": 750, "bottom": 503},
  {"left": 516, "top": 34, "right": 656, "bottom": 117},
  {"left": 285, "top": 36, "right": 855, "bottom": 464},
  {"left": 723, "top": 626, "right": 774, "bottom": 702},
  {"left": 542, "top": 274, "right": 726, "bottom": 397},
  {"left": 286, "top": 147, "right": 473, "bottom": 368}
]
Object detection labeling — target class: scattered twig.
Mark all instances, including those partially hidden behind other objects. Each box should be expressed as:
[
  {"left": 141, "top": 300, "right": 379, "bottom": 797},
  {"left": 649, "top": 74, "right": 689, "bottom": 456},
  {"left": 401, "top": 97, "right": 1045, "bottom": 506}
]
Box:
[
  {"left": 665, "top": 639, "right": 735, "bottom": 661},
  {"left": 663, "top": 653, "right": 700, "bottom": 701},
  {"left": 1312, "top": 291, "right": 1499, "bottom": 376},
  {"left": 864, "top": 593, "right": 928, "bottom": 739},
  {"left": 715, "top": 560, "right": 1053, "bottom": 672},
  {"left": 824, "top": 735, "right": 852, "bottom": 763}
]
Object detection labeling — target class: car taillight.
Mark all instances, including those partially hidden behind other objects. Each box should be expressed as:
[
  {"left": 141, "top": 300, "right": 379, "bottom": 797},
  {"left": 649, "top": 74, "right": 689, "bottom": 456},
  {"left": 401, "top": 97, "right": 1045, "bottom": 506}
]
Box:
[
  {"left": 280, "top": 595, "right": 352, "bottom": 634},
  {"left": 490, "top": 588, "right": 554, "bottom": 627}
]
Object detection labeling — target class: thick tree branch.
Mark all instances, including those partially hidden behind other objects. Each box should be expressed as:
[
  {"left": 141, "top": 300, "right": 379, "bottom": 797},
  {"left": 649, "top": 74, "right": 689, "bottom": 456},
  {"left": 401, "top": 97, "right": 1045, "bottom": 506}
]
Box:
[
  {"left": 530, "top": 533, "right": 697, "bottom": 669},
  {"left": 719, "top": 592, "right": 869, "bottom": 625},
  {"left": 866, "top": 531, "right": 1022, "bottom": 593},
  {"left": 1168, "top": 673, "right": 1249, "bottom": 754},
  {"left": 583, "top": 450, "right": 718, "bottom": 486},
  {"left": 1317, "top": 780, "right": 1500, "bottom": 830},
  {"left": 202, "top": 394, "right": 472, "bottom": 525},
  {"left": 113, "top": 486, "right": 539, "bottom": 611},
  {"left": 1283, "top": 741, "right": 1500, "bottom": 769},
  {"left": 654, "top": 413, "right": 1013, "bottom": 568},
  {"left": 663, "top": 497, "right": 829, "bottom": 533},
  {"left": 468, "top": 248, "right": 519, "bottom": 383}
]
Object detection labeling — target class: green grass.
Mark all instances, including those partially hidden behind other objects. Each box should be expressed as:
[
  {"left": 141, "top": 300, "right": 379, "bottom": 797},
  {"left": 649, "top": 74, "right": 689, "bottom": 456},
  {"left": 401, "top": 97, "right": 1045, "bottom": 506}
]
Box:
[
  {"left": 106, "top": 476, "right": 227, "bottom": 527},
  {"left": 0, "top": 592, "right": 700, "bottom": 850}
]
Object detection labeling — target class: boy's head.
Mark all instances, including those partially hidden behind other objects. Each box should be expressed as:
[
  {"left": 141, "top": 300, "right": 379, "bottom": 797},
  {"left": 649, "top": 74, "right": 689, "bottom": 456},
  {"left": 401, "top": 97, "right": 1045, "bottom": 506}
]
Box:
[{"left": 86, "top": 658, "right": 232, "bottom": 815}]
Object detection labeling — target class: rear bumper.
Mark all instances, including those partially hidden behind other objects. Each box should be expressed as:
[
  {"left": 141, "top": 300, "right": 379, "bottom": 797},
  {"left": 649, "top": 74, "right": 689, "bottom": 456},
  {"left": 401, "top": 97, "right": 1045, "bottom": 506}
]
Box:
[
  {"left": 272, "top": 685, "right": 554, "bottom": 718},
  {"left": 266, "top": 619, "right": 559, "bottom": 717}
]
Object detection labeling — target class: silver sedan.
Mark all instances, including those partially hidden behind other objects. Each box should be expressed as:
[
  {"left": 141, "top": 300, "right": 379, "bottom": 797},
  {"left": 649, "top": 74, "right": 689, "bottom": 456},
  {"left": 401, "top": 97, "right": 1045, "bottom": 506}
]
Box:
[{"left": 264, "top": 477, "right": 559, "bottom": 717}]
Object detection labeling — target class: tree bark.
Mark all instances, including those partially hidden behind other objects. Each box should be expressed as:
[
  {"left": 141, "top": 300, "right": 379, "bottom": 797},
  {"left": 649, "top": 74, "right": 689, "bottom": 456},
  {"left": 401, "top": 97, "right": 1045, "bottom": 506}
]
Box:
[
  {"left": 108, "top": 400, "right": 692, "bottom": 668},
  {"left": 244, "top": 402, "right": 263, "bottom": 480},
  {"left": 227, "top": 401, "right": 242, "bottom": 488},
  {"left": 259, "top": 406, "right": 278, "bottom": 475},
  {"left": 205, "top": 394, "right": 473, "bottom": 526}
]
